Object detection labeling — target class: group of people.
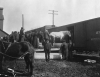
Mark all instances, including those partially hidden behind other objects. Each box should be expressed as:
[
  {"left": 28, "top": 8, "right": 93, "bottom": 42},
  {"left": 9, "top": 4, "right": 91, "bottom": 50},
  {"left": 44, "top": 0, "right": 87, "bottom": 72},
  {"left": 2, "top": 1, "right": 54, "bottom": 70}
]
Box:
[
  {"left": 39, "top": 28, "right": 72, "bottom": 62},
  {"left": 60, "top": 32, "right": 72, "bottom": 60},
  {"left": 0, "top": 27, "right": 72, "bottom": 62},
  {"left": 1, "top": 27, "right": 41, "bottom": 48},
  {"left": 1, "top": 27, "right": 25, "bottom": 43}
]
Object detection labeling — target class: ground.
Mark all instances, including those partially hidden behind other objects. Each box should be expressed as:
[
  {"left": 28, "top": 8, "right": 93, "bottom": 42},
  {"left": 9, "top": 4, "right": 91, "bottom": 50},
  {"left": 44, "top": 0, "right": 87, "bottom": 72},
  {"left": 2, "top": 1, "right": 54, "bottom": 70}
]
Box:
[{"left": 2, "top": 58, "right": 100, "bottom": 77}]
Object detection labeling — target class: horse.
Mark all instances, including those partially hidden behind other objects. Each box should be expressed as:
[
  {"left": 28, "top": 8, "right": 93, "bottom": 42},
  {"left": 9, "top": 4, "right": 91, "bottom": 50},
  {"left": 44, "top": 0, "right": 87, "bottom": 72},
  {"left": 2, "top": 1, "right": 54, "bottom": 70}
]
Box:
[
  {"left": 49, "top": 31, "right": 71, "bottom": 43},
  {"left": 0, "top": 40, "right": 35, "bottom": 76}
]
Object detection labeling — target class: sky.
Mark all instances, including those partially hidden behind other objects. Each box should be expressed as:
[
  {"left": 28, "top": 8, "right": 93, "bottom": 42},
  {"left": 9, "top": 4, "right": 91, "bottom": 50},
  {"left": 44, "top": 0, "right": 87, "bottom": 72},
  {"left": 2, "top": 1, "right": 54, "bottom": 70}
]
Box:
[{"left": 0, "top": 0, "right": 100, "bottom": 34}]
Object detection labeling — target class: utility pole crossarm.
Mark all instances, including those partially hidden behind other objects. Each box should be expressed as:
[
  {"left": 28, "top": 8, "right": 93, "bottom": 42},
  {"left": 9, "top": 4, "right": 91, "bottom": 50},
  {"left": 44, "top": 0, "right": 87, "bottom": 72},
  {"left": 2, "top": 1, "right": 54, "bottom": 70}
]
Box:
[
  {"left": 48, "top": 13, "right": 58, "bottom": 15},
  {"left": 49, "top": 10, "right": 58, "bottom": 12}
]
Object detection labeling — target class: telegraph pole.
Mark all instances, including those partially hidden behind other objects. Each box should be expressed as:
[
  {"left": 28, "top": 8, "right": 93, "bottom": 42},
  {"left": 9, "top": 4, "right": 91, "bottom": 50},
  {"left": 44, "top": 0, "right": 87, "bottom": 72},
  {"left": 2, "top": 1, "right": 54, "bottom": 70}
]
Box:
[
  {"left": 49, "top": 10, "right": 58, "bottom": 26},
  {"left": 22, "top": 14, "right": 24, "bottom": 29}
]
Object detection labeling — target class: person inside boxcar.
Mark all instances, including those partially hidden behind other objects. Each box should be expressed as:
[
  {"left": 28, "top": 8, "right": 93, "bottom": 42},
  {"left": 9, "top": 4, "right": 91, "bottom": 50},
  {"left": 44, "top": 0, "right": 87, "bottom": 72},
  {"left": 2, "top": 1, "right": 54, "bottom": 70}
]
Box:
[{"left": 60, "top": 40, "right": 69, "bottom": 60}]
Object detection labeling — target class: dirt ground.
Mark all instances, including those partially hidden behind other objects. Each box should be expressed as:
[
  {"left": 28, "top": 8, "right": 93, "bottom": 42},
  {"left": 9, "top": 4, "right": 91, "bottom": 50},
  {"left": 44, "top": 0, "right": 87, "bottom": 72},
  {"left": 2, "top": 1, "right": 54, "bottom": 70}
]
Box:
[{"left": 2, "top": 58, "right": 100, "bottom": 77}]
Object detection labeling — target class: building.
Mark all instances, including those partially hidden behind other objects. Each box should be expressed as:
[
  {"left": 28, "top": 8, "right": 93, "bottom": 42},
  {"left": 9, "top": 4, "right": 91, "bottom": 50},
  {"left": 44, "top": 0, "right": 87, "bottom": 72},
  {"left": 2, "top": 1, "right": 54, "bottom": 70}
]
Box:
[{"left": 0, "top": 7, "right": 9, "bottom": 37}]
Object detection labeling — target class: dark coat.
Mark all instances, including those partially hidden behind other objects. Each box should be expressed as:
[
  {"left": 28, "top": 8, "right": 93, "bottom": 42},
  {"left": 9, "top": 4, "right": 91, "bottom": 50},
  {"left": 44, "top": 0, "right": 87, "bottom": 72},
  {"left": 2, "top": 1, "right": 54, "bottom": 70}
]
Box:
[
  {"left": 60, "top": 42, "right": 69, "bottom": 60},
  {"left": 13, "top": 31, "right": 19, "bottom": 42},
  {"left": 33, "top": 33, "right": 39, "bottom": 48},
  {"left": 62, "top": 34, "right": 70, "bottom": 43},
  {"left": 20, "top": 35, "right": 25, "bottom": 42},
  {"left": 38, "top": 31, "right": 44, "bottom": 42},
  {"left": 9, "top": 34, "right": 14, "bottom": 43},
  {"left": 60, "top": 42, "right": 68, "bottom": 52},
  {"left": 43, "top": 31, "right": 50, "bottom": 41},
  {"left": 20, "top": 28, "right": 24, "bottom": 36},
  {"left": 44, "top": 42, "right": 51, "bottom": 52}
]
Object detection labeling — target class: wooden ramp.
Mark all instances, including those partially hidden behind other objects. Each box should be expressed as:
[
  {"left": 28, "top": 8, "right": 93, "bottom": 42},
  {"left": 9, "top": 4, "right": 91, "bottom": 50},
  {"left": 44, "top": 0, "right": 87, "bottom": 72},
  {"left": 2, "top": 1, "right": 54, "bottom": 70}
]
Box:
[
  {"left": 34, "top": 53, "right": 62, "bottom": 59},
  {"left": 34, "top": 48, "right": 61, "bottom": 59},
  {"left": 35, "top": 48, "right": 60, "bottom": 53}
]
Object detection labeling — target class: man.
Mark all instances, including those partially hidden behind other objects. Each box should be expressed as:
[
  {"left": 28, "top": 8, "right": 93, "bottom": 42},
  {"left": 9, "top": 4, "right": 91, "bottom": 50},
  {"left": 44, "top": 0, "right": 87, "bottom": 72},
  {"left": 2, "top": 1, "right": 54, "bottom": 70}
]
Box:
[
  {"left": 60, "top": 40, "right": 68, "bottom": 60},
  {"left": 38, "top": 31, "right": 43, "bottom": 43},
  {"left": 49, "top": 35, "right": 55, "bottom": 46},
  {"left": 13, "top": 31, "right": 19, "bottom": 42},
  {"left": 33, "top": 30, "right": 39, "bottom": 48},
  {"left": 61, "top": 29, "right": 72, "bottom": 60},
  {"left": 20, "top": 27, "right": 24, "bottom": 35},
  {"left": 9, "top": 32, "right": 14, "bottom": 43},
  {"left": 43, "top": 29, "right": 50, "bottom": 41},
  {"left": 44, "top": 40, "right": 51, "bottom": 62},
  {"left": 19, "top": 27, "right": 25, "bottom": 42}
]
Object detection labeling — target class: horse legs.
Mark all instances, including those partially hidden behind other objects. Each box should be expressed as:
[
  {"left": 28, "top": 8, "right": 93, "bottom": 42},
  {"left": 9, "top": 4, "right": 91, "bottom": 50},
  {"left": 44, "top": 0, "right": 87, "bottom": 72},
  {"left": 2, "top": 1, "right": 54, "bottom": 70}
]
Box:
[
  {"left": 0, "top": 54, "right": 3, "bottom": 73},
  {"left": 29, "top": 60, "right": 33, "bottom": 75},
  {"left": 24, "top": 54, "right": 30, "bottom": 72},
  {"left": 24, "top": 54, "right": 34, "bottom": 75},
  {"left": 29, "top": 53, "right": 34, "bottom": 75}
]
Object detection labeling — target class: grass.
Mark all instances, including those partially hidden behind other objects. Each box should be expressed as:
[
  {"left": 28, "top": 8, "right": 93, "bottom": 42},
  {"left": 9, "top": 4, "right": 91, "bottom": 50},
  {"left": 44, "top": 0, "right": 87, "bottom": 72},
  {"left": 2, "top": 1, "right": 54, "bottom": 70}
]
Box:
[{"left": 2, "top": 59, "right": 100, "bottom": 77}]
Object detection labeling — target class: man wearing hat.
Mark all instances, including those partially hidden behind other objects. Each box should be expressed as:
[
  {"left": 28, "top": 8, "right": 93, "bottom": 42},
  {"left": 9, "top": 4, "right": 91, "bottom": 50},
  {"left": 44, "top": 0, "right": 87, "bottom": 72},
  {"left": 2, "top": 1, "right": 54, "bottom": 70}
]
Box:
[{"left": 44, "top": 39, "right": 51, "bottom": 62}]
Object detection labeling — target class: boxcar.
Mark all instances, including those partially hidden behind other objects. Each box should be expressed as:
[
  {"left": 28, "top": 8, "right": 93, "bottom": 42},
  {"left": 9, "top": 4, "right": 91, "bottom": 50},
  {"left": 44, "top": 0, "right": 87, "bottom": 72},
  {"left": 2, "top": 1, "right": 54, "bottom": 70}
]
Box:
[{"left": 48, "top": 17, "right": 100, "bottom": 52}]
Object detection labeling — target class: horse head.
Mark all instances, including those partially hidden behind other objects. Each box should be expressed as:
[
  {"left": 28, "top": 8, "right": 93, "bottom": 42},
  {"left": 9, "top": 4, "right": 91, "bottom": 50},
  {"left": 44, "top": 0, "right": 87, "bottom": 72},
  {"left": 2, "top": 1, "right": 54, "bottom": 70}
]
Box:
[{"left": 0, "top": 41, "right": 10, "bottom": 53}]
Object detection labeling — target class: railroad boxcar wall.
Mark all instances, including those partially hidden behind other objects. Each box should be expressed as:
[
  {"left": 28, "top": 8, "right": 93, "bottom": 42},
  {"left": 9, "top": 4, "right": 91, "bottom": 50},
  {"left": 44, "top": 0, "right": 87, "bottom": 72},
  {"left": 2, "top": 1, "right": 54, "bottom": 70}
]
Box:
[
  {"left": 86, "top": 18, "right": 100, "bottom": 51},
  {"left": 48, "top": 17, "right": 100, "bottom": 51},
  {"left": 48, "top": 25, "right": 68, "bottom": 33},
  {"left": 74, "top": 22, "right": 87, "bottom": 48}
]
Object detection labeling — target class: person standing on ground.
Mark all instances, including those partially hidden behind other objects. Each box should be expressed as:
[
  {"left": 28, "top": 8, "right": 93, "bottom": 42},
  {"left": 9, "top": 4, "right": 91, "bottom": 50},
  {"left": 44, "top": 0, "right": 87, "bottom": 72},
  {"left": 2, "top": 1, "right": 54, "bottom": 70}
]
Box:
[
  {"left": 44, "top": 40, "right": 51, "bottom": 62},
  {"left": 60, "top": 40, "right": 68, "bottom": 60},
  {"left": 61, "top": 28, "right": 72, "bottom": 60}
]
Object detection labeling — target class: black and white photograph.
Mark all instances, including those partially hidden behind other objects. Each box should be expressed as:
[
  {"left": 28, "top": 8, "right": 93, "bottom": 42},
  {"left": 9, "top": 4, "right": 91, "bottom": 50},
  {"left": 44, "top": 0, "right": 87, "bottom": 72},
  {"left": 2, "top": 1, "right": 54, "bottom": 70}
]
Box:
[{"left": 0, "top": 0, "right": 100, "bottom": 77}]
